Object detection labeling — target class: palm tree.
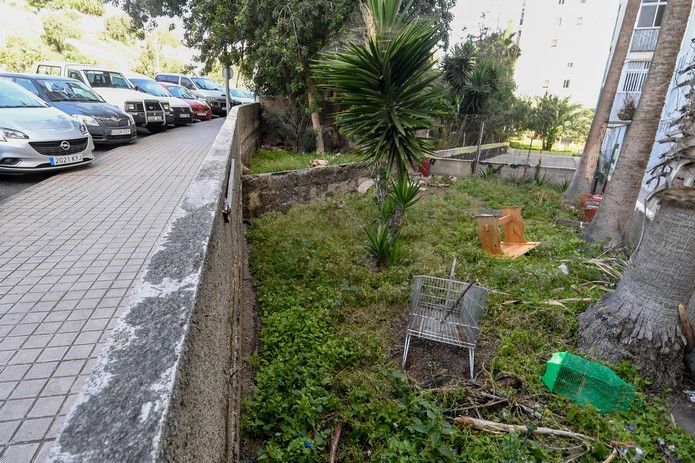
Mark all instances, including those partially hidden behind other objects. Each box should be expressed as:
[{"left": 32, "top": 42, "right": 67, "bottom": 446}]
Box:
[
  {"left": 579, "top": 54, "right": 695, "bottom": 389},
  {"left": 314, "top": 0, "right": 443, "bottom": 184},
  {"left": 563, "top": 0, "right": 641, "bottom": 202},
  {"left": 584, "top": 0, "right": 693, "bottom": 246}
]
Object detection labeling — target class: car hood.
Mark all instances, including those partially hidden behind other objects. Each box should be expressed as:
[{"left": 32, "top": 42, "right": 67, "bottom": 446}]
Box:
[
  {"left": 52, "top": 101, "right": 128, "bottom": 119},
  {"left": 162, "top": 96, "right": 190, "bottom": 108},
  {"left": 0, "top": 107, "right": 83, "bottom": 141},
  {"left": 186, "top": 99, "right": 210, "bottom": 110},
  {"left": 194, "top": 89, "right": 227, "bottom": 99},
  {"left": 90, "top": 88, "right": 151, "bottom": 106}
]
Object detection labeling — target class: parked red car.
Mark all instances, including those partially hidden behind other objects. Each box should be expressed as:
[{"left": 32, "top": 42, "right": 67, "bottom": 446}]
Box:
[{"left": 160, "top": 82, "right": 213, "bottom": 121}]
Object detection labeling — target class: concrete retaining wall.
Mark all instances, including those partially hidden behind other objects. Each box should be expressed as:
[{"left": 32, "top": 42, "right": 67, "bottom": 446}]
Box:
[
  {"left": 428, "top": 157, "right": 576, "bottom": 187},
  {"left": 242, "top": 163, "right": 370, "bottom": 218},
  {"left": 433, "top": 142, "right": 508, "bottom": 160},
  {"left": 50, "top": 104, "right": 260, "bottom": 462}
]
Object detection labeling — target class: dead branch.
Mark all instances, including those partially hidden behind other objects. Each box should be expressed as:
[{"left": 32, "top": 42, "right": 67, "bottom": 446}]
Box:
[
  {"left": 329, "top": 422, "right": 342, "bottom": 463},
  {"left": 602, "top": 448, "right": 619, "bottom": 463},
  {"left": 678, "top": 304, "right": 695, "bottom": 349},
  {"left": 454, "top": 416, "right": 593, "bottom": 442}
]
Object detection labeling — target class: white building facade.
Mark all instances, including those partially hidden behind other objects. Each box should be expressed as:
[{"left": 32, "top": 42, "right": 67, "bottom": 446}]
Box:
[
  {"left": 598, "top": 0, "right": 695, "bottom": 215},
  {"left": 514, "top": 0, "right": 622, "bottom": 107}
]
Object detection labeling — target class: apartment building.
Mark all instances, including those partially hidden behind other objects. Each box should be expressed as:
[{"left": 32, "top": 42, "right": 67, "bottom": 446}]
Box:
[
  {"left": 598, "top": 0, "right": 694, "bottom": 214},
  {"left": 514, "top": 0, "right": 622, "bottom": 106}
]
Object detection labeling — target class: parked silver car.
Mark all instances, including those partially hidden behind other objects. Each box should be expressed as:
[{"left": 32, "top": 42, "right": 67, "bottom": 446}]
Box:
[{"left": 0, "top": 79, "right": 95, "bottom": 173}]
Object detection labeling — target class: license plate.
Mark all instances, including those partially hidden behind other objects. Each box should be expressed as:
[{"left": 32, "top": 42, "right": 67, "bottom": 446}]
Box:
[
  {"left": 149, "top": 115, "right": 162, "bottom": 121},
  {"left": 111, "top": 128, "right": 131, "bottom": 136},
  {"left": 196, "top": 112, "right": 207, "bottom": 116},
  {"left": 49, "top": 154, "right": 83, "bottom": 166},
  {"left": 179, "top": 113, "right": 190, "bottom": 118}
]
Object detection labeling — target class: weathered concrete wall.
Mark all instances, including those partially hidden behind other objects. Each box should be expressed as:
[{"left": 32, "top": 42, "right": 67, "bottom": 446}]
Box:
[
  {"left": 433, "top": 142, "right": 508, "bottom": 160},
  {"left": 428, "top": 157, "right": 575, "bottom": 187},
  {"left": 50, "top": 104, "right": 260, "bottom": 463},
  {"left": 242, "top": 163, "right": 370, "bottom": 218}
]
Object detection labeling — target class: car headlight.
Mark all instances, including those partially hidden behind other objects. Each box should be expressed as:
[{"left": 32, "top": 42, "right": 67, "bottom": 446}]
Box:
[
  {"left": 79, "top": 123, "right": 88, "bottom": 134},
  {"left": 125, "top": 102, "right": 137, "bottom": 111},
  {"left": 72, "top": 114, "right": 99, "bottom": 126},
  {"left": 206, "top": 97, "right": 215, "bottom": 104},
  {"left": 126, "top": 113, "right": 135, "bottom": 124},
  {"left": 0, "top": 128, "right": 29, "bottom": 142},
  {"left": 162, "top": 103, "right": 170, "bottom": 111}
]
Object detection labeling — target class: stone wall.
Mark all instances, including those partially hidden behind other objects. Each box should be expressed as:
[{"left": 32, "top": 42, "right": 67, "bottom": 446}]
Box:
[
  {"left": 433, "top": 142, "right": 509, "bottom": 160},
  {"left": 50, "top": 104, "right": 260, "bottom": 462},
  {"left": 242, "top": 163, "right": 370, "bottom": 218}
]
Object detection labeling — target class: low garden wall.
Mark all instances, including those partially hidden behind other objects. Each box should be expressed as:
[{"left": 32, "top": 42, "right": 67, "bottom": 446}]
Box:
[
  {"left": 50, "top": 104, "right": 260, "bottom": 462},
  {"left": 242, "top": 163, "right": 371, "bottom": 218},
  {"left": 427, "top": 156, "right": 576, "bottom": 187},
  {"left": 433, "top": 142, "right": 509, "bottom": 160}
]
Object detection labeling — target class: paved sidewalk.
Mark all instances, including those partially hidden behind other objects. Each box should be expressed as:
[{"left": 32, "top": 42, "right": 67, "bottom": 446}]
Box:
[{"left": 0, "top": 119, "right": 224, "bottom": 462}]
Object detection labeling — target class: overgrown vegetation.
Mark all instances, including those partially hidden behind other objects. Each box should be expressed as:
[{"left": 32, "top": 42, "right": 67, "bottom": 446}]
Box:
[
  {"left": 102, "top": 14, "right": 140, "bottom": 45},
  {"left": 41, "top": 10, "right": 82, "bottom": 53},
  {"left": 245, "top": 177, "right": 695, "bottom": 462},
  {"left": 0, "top": 35, "right": 48, "bottom": 72},
  {"left": 30, "top": 0, "right": 104, "bottom": 15},
  {"left": 249, "top": 148, "right": 361, "bottom": 174}
]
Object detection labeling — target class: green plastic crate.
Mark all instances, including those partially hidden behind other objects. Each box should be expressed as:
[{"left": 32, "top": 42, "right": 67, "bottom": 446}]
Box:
[{"left": 542, "top": 352, "right": 635, "bottom": 413}]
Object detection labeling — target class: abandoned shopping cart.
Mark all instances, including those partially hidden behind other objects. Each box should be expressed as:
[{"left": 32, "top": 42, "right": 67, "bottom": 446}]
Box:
[{"left": 402, "top": 265, "right": 488, "bottom": 379}]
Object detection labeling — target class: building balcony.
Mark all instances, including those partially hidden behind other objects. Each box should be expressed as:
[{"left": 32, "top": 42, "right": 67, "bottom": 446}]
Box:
[
  {"left": 630, "top": 27, "right": 659, "bottom": 52},
  {"left": 610, "top": 91, "right": 642, "bottom": 123}
]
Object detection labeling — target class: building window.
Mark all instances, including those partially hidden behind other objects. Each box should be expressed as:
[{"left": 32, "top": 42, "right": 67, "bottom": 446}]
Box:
[
  {"left": 543, "top": 80, "right": 550, "bottom": 89},
  {"left": 576, "top": 16, "right": 583, "bottom": 25},
  {"left": 637, "top": 1, "right": 668, "bottom": 28},
  {"left": 558, "top": 16, "right": 563, "bottom": 26},
  {"left": 622, "top": 60, "right": 651, "bottom": 92},
  {"left": 559, "top": 0, "right": 565, "bottom": 4},
  {"left": 563, "top": 80, "right": 571, "bottom": 88},
  {"left": 568, "top": 62, "right": 574, "bottom": 68},
  {"left": 581, "top": 0, "right": 587, "bottom": 3},
  {"left": 551, "top": 39, "right": 559, "bottom": 47}
]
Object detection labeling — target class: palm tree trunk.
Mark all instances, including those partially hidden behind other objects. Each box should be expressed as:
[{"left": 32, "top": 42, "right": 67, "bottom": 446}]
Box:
[
  {"left": 578, "top": 196, "right": 695, "bottom": 388},
  {"left": 563, "top": 0, "right": 641, "bottom": 203},
  {"left": 585, "top": 0, "right": 693, "bottom": 246},
  {"left": 308, "top": 86, "right": 325, "bottom": 153}
]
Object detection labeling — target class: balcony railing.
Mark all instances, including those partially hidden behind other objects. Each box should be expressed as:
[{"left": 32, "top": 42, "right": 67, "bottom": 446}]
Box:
[
  {"left": 630, "top": 27, "right": 659, "bottom": 52},
  {"left": 610, "top": 91, "right": 642, "bottom": 123}
]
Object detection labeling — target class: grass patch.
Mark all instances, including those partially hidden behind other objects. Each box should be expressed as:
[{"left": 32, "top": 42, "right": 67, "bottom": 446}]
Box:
[
  {"left": 244, "top": 177, "right": 695, "bottom": 462},
  {"left": 248, "top": 148, "right": 362, "bottom": 174}
]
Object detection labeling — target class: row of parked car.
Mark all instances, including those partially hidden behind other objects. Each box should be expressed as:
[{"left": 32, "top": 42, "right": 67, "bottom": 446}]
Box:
[{"left": 0, "top": 61, "right": 256, "bottom": 173}]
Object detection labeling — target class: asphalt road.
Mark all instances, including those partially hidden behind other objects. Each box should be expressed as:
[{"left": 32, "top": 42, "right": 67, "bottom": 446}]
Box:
[{"left": 0, "top": 124, "right": 209, "bottom": 203}]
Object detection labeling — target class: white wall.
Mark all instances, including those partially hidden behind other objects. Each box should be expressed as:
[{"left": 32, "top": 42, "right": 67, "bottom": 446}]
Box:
[{"left": 514, "top": 0, "right": 622, "bottom": 107}]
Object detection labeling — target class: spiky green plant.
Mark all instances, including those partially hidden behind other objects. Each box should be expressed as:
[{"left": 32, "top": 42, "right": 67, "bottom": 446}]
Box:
[
  {"left": 365, "top": 223, "right": 399, "bottom": 268},
  {"left": 314, "top": 0, "right": 444, "bottom": 181}
]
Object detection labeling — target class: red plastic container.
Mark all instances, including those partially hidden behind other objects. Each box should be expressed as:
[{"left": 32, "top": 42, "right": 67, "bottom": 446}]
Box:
[{"left": 578, "top": 194, "right": 603, "bottom": 222}]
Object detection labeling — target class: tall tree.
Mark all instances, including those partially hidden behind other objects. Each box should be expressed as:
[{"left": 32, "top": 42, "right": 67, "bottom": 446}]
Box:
[
  {"left": 528, "top": 94, "right": 582, "bottom": 151},
  {"left": 585, "top": 0, "right": 693, "bottom": 246},
  {"left": 579, "top": 58, "right": 695, "bottom": 387},
  {"left": 563, "top": 0, "right": 641, "bottom": 203}
]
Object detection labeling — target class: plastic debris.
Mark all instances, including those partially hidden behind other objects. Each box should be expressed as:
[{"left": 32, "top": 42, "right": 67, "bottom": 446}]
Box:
[
  {"left": 632, "top": 447, "right": 643, "bottom": 461},
  {"left": 627, "top": 423, "right": 635, "bottom": 433},
  {"left": 684, "top": 389, "right": 695, "bottom": 402},
  {"left": 303, "top": 439, "right": 313, "bottom": 449},
  {"left": 558, "top": 263, "right": 569, "bottom": 275}
]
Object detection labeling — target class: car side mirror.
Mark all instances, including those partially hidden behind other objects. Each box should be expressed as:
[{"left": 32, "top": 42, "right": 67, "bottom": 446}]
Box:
[{"left": 134, "top": 85, "right": 140, "bottom": 91}]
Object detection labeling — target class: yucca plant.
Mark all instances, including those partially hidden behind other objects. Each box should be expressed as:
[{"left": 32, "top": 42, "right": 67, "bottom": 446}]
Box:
[
  {"left": 365, "top": 223, "right": 400, "bottom": 268},
  {"left": 314, "top": 0, "right": 444, "bottom": 186},
  {"left": 314, "top": 0, "right": 442, "bottom": 269}
]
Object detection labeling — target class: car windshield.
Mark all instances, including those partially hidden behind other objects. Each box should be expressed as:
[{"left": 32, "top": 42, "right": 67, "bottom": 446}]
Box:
[
  {"left": 38, "top": 79, "right": 104, "bottom": 103},
  {"left": 245, "top": 91, "right": 255, "bottom": 99},
  {"left": 191, "top": 77, "right": 219, "bottom": 90},
  {"left": 167, "top": 86, "right": 195, "bottom": 99},
  {"left": 230, "top": 89, "right": 246, "bottom": 97},
  {"left": 0, "top": 80, "right": 46, "bottom": 108},
  {"left": 84, "top": 70, "right": 132, "bottom": 89},
  {"left": 131, "top": 79, "right": 171, "bottom": 97}
]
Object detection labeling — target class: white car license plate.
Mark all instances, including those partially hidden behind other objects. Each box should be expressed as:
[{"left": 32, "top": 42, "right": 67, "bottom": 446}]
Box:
[
  {"left": 49, "top": 154, "right": 83, "bottom": 166},
  {"left": 111, "top": 128, "right": 131, "bottom": 136},
  {"left": 149, "top": 115, "right": 162, "bottom": 121},
  {"left": 196, "top": 112, "right": 207, "bottom": 116},
  {"left": 180, "top": 113, "right": 190, "bottom": 118}
]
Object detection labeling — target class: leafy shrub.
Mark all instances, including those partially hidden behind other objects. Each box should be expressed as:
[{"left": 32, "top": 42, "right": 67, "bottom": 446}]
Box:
[
  {"left": 102, "top": 14, "right": 138, "bottom": 45},
  {"left": 41, "top": 10, "right": 81, "bottom": 52},
  {"left": 261, "top": 103, "right": 314, "bottom": 152},
  {"left": 30, "top": 0, "right": 104, "bottom": 15},
  {"left": 365, "top": 224, "right": 399, "bottom": 268},
  {"left": 0, "top": 36, "right": 48, "bottom": 72}
]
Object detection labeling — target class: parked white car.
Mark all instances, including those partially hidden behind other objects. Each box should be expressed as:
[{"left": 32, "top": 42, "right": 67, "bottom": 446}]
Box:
[
  {"left": 123, "top": 72, "right": 193, "bottom": 126},
  {"left": 34, "top": 62, "right": 168, "bottom": 132},
  {"left": 0, "top": 79, "right": 94, "bottom": 173},
  {"left": 154, "top": 73, "right": 228, "bottom": 115}
]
